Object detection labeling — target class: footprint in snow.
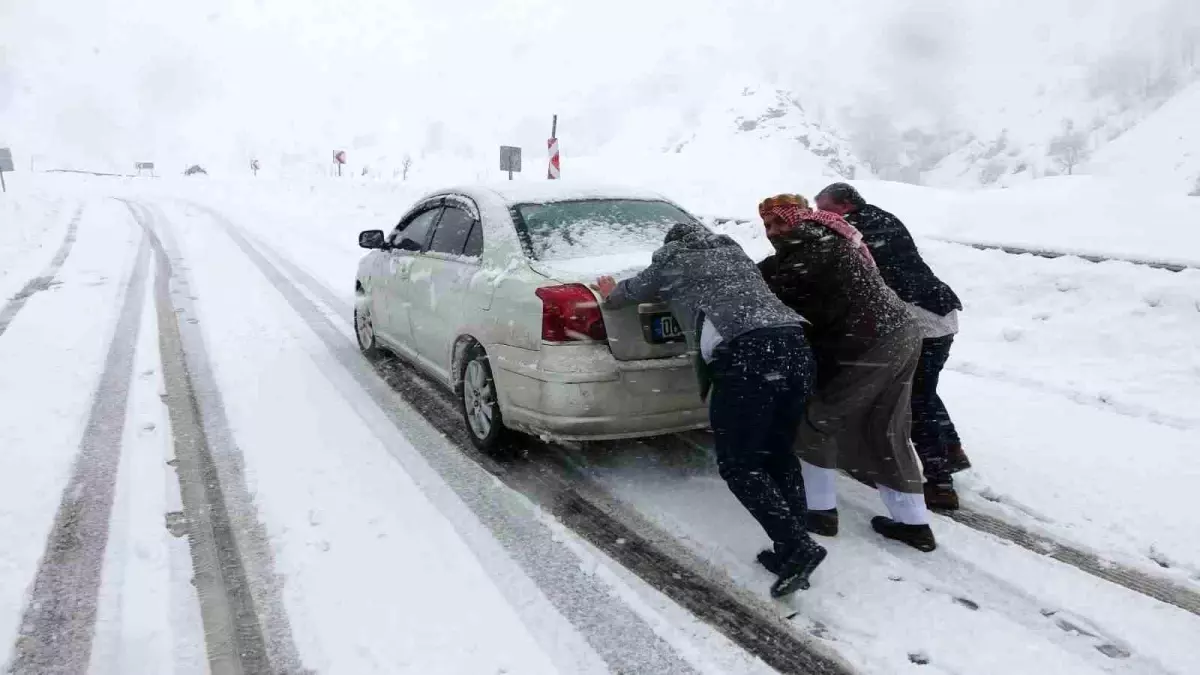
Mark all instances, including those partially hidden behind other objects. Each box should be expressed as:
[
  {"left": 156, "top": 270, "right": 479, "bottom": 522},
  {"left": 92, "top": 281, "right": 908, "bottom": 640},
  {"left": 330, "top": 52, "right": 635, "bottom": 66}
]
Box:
[
  {"left": 1146, "top": 546, "right": 1173, "bottom": 569},
  {"left": 953, "top": 597, "right": 980, "bottom": 611},
  {"left": 908, "top": 651, "right": 931, "bottom": 665}
]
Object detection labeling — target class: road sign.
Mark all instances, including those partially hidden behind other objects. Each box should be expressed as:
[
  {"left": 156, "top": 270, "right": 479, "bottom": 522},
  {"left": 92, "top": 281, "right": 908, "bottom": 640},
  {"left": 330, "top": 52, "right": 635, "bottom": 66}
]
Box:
[
  {"left": 0, "top": 147, "right": 11, "bottom": 193},
  {"left": 250, "top": 159, "right": 260, "bottom": 176},
  {"left": 136, "top": 162, "right": 155, "bottom": 170},
  {"left": 333, "top": 150, "right": 346, "bottom": 165},
  {"left": 500, "top": 145, "right": 522, "bottom": 180}
]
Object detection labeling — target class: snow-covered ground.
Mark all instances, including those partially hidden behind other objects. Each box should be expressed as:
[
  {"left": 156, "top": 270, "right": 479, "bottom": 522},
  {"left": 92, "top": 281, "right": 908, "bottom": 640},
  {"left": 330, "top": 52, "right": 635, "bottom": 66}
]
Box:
[
  {"left": 0, "top": 198, "right": 146, "bottom": 661},
  {"left": 109, "top": 173, "right": 1200, "bottom": 574},
  {"left": 0, "top": 182, "right": 72, "bottom": 306},
  {"left": 1, "top": 171, "right": 1198, "bottom": 674}
]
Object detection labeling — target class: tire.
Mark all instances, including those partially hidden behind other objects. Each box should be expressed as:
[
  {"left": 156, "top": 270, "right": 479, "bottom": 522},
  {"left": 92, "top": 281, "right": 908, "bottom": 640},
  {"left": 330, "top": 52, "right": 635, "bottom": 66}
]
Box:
[
  {"left": 459, "top": 344, "right": 506, "bottom": 454},
  {"left": 354, "top": 296, "right": 380, "bottom": 358}
]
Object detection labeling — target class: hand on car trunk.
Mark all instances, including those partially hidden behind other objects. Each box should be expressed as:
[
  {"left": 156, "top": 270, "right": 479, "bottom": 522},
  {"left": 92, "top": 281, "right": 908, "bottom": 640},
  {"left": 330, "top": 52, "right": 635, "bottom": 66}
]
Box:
[{"left": 595, "top": 275, "right": 617, "bottom": 299}]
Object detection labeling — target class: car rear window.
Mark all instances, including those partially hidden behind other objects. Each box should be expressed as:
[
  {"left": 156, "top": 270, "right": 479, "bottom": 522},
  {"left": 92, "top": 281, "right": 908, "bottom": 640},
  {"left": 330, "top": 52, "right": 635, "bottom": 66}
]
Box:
[{"left": 513, "top": 199, "right": 696, "bottom": 261}]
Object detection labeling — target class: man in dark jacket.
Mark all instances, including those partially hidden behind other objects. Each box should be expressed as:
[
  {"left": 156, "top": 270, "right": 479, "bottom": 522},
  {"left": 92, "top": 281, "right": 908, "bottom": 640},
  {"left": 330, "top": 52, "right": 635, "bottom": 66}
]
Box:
[
  {"left": 596, "top": 221, "right": 825, "bottom": 596},
  {"left": 816, "top": 183, "right": 971, "bottom": 510}
]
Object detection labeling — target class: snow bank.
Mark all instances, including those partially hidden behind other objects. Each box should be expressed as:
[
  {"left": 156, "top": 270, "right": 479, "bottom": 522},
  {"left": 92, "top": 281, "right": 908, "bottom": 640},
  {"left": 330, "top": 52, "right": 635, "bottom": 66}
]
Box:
[
  {"left": 588, "top": 172, "right": 1200, "bottom": 266},
  {"left": 709, "top": 210, "right": 1200, "bottom": 437},
  {"left": 0, "top": 183, "right": 70, "bottom": 306}
]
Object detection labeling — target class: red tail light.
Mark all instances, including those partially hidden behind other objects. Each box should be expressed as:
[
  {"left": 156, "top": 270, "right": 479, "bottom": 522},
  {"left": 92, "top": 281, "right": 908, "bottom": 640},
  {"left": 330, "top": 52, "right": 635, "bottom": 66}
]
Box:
[{"left": 535, "top": 284, "right": 608, "bottom": 342}]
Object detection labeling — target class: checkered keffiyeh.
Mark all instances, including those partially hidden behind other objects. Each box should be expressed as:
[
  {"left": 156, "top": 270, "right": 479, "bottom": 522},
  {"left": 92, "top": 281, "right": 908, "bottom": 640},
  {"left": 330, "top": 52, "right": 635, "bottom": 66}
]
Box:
[{"left": 762, "top": 199, "right": 876, "bottom": 268}]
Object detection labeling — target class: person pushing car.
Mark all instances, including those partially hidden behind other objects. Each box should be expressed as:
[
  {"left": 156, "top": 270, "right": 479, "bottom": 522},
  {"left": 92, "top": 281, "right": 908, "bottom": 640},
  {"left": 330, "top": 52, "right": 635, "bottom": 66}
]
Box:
[{"left": 595, "top": 220, "right": 825, "bottom": 596}]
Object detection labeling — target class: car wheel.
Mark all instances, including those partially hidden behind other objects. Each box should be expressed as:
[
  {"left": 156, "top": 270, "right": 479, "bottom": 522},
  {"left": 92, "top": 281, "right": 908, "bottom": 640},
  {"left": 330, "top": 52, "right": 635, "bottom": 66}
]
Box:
[
  {"left": 354, "top": 296, "right": 380, "bottom": 358},
  {"left": 460, "top": 345, "right": 505, "bottom": 453}
]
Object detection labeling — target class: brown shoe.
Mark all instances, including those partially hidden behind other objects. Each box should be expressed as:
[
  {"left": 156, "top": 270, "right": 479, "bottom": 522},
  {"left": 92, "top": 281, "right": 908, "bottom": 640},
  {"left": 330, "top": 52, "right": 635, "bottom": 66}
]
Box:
[
  {"left": 946, "top": 443, "right": 972, "bottom": 474},
  {"left": 924, "top": 482, "right": 960, "bottom": 511}
]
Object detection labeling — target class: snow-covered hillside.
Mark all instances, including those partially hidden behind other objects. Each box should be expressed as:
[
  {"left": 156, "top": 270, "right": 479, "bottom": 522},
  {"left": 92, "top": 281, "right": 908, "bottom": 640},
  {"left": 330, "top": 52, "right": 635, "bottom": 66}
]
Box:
[
  {"left": 3, "top": 0, "right": 1199, "bottom": 188},
  {"left": 1089, "top": 80, "right": 1200, "bottom": 194}
]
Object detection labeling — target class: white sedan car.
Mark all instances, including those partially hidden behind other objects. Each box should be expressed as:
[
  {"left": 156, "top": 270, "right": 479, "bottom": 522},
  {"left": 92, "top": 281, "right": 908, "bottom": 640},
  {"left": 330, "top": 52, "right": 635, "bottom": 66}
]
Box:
[{"left": 354, "top": 183, "right": 709, "bottom": 452}]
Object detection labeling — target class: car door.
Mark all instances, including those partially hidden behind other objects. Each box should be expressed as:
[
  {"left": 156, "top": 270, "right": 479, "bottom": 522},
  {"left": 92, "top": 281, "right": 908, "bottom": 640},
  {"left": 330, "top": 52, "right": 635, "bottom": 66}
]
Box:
[
  {"left": 376, "top": 204, "right": 443, "bottom": 352},
  {"left": 406, "top": 200, "right": 483, "bottom": 378}
]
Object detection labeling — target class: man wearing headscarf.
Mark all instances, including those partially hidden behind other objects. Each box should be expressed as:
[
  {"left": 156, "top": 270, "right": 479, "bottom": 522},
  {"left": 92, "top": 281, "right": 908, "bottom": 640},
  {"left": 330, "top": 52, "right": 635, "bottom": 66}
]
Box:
[
  {"left": 596, "top": 221, "right": 826, "bottom": 595},
  {"left": 757, "top": 194, "right": 936, "bottom": 552}
]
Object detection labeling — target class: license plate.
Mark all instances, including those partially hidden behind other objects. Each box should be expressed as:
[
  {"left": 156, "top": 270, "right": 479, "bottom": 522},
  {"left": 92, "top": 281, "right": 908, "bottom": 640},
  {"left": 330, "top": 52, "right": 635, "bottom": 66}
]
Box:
[{"left": 649, "top": 314, "right": 684, "bottom": 343}]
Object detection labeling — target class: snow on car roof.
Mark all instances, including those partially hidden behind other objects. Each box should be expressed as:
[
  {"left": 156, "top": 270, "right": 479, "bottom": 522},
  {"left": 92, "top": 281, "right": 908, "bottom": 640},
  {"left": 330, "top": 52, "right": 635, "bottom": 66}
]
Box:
[{"left": 442, "top": 182, "right": 671, "bottom": 206}]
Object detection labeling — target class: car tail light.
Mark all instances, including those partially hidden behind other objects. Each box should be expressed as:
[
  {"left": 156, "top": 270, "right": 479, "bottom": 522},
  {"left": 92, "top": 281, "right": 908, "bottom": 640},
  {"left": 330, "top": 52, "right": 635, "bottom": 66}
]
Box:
[{"left": 535, "top": 284, "right": 608, "bottom": 342}]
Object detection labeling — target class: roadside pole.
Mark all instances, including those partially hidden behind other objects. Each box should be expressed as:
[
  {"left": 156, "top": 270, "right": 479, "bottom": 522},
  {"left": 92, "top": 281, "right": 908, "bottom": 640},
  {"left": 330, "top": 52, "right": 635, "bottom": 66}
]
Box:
[{"left": 547, "top": 115, "right": 560, "bottom": 180}]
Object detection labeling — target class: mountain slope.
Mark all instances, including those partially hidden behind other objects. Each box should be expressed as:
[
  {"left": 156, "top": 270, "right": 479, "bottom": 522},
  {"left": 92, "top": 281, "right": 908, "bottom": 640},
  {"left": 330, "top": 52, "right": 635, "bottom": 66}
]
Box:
[
  {"left": 1088, "top": 80, "right": 1200, "bottom": 194},
  {"left": 2, "top": 0, "right": 1197, "bottom": 187}
]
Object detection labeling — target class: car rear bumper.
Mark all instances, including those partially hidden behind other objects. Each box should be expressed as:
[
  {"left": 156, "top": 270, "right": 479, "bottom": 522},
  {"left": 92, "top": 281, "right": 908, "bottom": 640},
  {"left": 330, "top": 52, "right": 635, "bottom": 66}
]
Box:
[{"left": 489, "top": 343, "right": 709, "bottom": 441}]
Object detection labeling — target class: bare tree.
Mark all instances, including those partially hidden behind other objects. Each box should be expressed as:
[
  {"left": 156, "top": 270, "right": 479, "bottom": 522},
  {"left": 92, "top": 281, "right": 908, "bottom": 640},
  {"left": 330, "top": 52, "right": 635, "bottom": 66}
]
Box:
[
  {"left": 1047, "top": 120, "right": 1089, "bottom": 176},
  {"left": 401, "top": 154, "right": 413, "bottom": 181},
  {"left": 1190, "top": 175, "right": 1200, "bottom": 197}
]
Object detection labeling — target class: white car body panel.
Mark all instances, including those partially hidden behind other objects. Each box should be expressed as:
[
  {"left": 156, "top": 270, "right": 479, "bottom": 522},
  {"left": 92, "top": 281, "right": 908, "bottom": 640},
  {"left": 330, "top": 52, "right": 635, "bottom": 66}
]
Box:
[{"left": 355, "top": 184, "right": 710, "bottom": 441}]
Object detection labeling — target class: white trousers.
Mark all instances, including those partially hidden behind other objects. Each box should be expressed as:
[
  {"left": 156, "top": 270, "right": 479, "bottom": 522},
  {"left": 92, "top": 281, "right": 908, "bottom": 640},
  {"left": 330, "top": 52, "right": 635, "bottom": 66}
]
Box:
[{"left": 800, "top": 461, "right": 929, "bottom": 525}]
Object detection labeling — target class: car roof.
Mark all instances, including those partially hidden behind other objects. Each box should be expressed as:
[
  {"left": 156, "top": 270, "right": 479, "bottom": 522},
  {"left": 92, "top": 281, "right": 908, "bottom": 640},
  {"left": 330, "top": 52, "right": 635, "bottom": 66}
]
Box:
[{"left": 433, "top": 182, "right": 671, "bottom": 206}]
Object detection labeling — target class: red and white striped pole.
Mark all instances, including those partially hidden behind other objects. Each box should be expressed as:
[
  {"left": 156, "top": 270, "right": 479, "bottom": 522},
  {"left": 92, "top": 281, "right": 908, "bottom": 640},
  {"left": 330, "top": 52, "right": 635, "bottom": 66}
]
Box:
[{"left": 547, "top": 114, "right": 560, "bottom": 180}]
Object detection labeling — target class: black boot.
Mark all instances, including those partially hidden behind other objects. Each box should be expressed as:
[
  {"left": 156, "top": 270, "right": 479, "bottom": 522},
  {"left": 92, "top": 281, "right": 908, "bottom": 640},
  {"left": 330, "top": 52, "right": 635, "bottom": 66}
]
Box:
[
  {"left": 924, "top": 482, "right": 959, "bottom": 511},
  {"left": 807, "top": 508, "right": 839, "bottom": 537},
  {"left": 757, "top": 548, "right": 785, "bottom": 575},
  {"left": 757, "top": 538, "right": 802, "bottom": 576},
  {"left": 770, "top": 540, "right": 828, "bottom": 598},
  {"left": 871, "top": 516, "right": 937, "bottom": 552}
]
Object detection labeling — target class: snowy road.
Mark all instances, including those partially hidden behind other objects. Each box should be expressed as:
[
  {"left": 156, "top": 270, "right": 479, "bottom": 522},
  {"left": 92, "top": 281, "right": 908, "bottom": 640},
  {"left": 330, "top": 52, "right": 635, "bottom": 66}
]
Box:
[{"left": 2, "top": 179, "right": 1199, "bottom": 674}]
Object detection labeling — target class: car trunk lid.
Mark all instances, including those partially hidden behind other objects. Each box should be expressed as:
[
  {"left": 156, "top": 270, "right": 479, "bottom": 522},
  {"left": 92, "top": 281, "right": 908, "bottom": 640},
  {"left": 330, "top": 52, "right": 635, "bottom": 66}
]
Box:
[{"left": 530, "top": 255, "right": 689, "bottom": 361}]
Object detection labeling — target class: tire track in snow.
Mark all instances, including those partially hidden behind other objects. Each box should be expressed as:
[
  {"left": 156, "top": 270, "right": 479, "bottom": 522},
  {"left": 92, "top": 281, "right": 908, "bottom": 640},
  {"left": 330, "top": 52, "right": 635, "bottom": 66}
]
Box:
[
  {"left": 670, "top": 430, "right": 1200, "bottom": 619},
  {"left": 828, "top": 482, "right": 1172, "bottom": 674},
  {"left": 118, "top": 201, "right": 304, "bottom": 675},
  {"left": 7, "top": 233, "right": 149, "bottom": 675},
  {"left": 654, "top": 434, "right": 1187, "bottom": 674},
  {"left": 0, "top": 205, "right": 83, "bottom": 338},
  {"left": 191, "top": 203, "right": 853, "bottom": 675},
  {"left": 942, "top": 508, "right": 1200, "bottom": 618}
]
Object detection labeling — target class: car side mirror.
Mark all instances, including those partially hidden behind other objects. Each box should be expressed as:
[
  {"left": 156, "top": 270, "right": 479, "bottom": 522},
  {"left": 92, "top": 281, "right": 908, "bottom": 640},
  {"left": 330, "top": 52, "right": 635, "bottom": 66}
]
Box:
[
  {"left": 396, "top": 237, "right": 423, "bottom": 252},
  {"left": 358, "top": 230, "right": 386, "bottom": 249}
]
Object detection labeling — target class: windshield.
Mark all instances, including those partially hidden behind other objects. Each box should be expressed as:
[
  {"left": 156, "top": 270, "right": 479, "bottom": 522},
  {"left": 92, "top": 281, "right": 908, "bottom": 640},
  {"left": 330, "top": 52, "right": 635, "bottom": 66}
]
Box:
[{"left": 514, "top": 199, "right": 697, "bottom": 261}]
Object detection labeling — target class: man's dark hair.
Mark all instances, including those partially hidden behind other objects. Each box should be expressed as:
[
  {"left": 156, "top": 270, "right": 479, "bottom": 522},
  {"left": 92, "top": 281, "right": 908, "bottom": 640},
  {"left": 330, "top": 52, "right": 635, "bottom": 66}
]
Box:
[{"left": 816, "top": 183, "right": 865, "bottom": 209}]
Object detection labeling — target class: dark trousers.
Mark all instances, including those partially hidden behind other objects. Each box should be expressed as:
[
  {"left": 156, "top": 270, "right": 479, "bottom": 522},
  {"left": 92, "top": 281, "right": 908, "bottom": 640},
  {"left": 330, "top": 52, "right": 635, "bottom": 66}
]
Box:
[
  {"left": 709, "top": 328, "right": 815, "bottom": 550},
  {"left": 910, "top": 335, "right": 961, "bottom": 481}
]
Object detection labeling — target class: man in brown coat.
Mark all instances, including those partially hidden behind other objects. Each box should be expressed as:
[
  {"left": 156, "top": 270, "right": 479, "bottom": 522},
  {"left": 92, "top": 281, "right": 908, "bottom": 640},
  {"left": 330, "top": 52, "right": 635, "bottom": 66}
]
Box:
[
  {"left": 757, "top": 194, "right": 936, "bottom": 553},
  {"left": 816, "top": 183, "right": 971, "bottom": 510}
]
